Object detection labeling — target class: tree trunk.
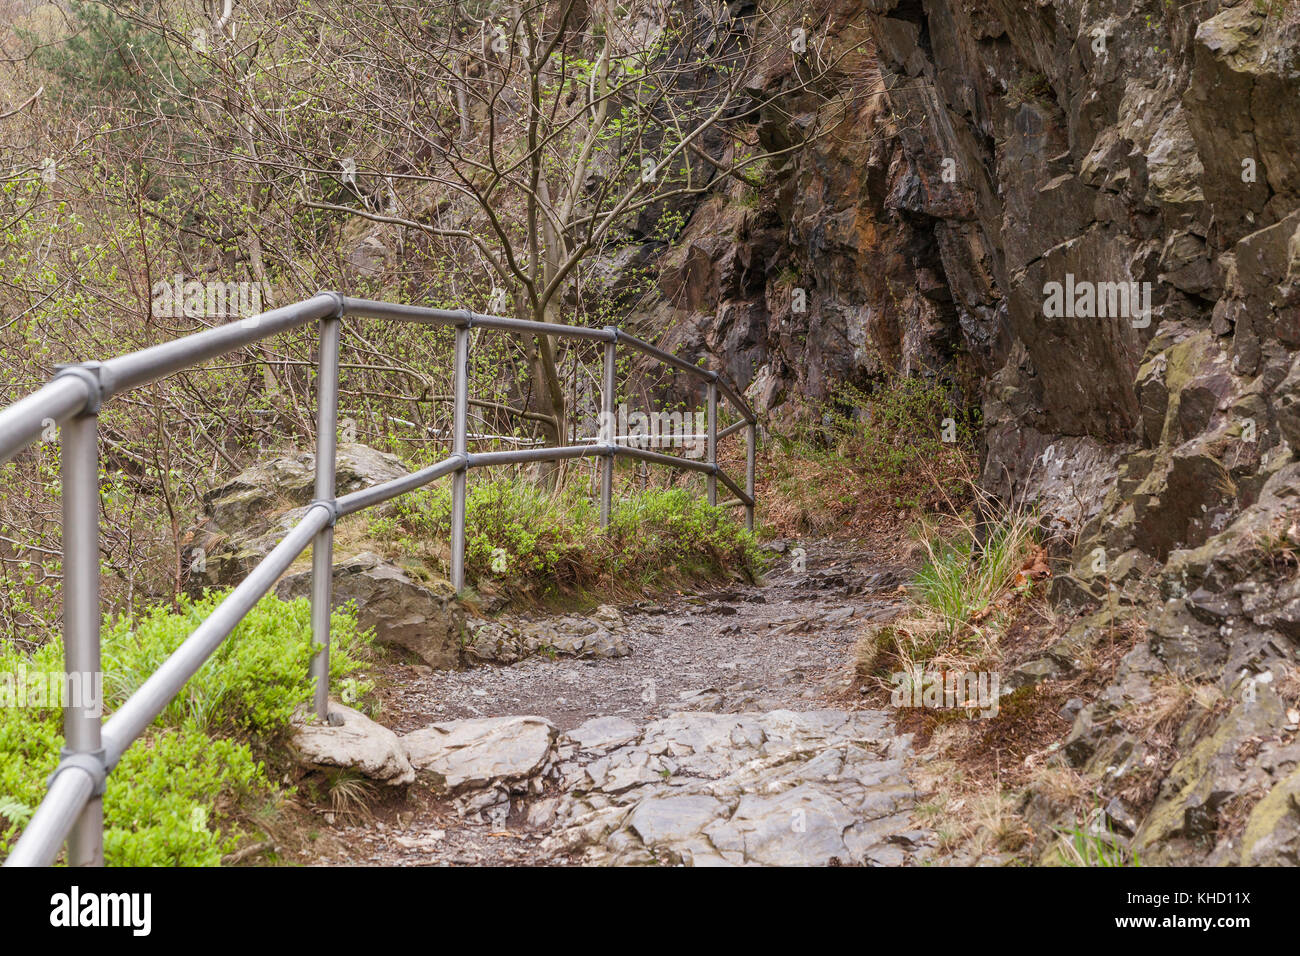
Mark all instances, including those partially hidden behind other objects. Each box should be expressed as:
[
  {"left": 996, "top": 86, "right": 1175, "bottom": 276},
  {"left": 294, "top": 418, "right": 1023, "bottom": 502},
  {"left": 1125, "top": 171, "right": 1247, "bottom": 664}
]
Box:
[{"left": 522, "top": 297, "right": 569, "bottom": 485}]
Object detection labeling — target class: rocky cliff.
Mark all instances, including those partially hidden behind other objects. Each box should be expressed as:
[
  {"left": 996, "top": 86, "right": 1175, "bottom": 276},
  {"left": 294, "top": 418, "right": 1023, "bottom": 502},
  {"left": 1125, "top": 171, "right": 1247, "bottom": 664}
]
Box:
[{"left": 636, "top": 0, "right": 1300, "bottom": 865}]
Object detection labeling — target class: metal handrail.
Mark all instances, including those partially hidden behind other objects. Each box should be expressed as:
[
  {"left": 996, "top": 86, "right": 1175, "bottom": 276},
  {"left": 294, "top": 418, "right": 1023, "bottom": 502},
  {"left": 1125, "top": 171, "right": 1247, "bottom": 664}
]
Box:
[{"left": 0, "top": 291, "right": 758, "bottom": 867}]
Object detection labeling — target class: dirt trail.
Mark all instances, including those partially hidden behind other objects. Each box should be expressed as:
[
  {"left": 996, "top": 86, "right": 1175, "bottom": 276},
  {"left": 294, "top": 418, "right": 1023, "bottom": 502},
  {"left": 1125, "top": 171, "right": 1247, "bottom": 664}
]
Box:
[{"left": 303, "top": 539, "right": 926, "bottom": 866}]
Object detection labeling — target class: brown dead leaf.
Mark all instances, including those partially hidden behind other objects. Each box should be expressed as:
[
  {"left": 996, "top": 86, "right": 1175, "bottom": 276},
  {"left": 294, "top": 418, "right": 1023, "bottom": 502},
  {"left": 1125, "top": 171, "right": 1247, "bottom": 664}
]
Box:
[{"left": 1016, "top": 545, "right": 1051, "bottom": 585}]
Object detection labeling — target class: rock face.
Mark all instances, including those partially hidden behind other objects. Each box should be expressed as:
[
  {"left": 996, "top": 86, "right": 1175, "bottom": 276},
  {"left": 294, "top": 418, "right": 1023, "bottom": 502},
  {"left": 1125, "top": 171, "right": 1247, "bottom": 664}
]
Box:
[
  {"left": 852, "top": 0, "right": 1300, "bottom": 867},
  {"left": 611, "top": 0, "right": 1300, "bottom": 866}
]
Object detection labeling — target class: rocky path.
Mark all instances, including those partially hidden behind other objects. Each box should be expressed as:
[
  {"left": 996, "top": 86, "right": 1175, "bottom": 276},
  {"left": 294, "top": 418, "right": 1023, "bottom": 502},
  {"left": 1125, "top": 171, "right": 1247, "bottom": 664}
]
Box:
[{"left": 299, "top": 539, "right": 937, "bottom": 866}]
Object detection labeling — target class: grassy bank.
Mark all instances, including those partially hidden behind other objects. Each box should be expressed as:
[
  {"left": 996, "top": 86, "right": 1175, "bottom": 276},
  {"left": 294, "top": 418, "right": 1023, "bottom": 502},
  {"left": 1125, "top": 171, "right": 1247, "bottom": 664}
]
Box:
[
  {"left": 853, "top": 506, "right": 1151, "bottom": 866},
  {"left": 362, "top": 480, "right": 766, "bottom": 604},
  {"left": 855, "top": 508, "right": 1044, "bottom": 682},
  {"left": 759, "top": 378, "right": 976, "bottom": 539}
]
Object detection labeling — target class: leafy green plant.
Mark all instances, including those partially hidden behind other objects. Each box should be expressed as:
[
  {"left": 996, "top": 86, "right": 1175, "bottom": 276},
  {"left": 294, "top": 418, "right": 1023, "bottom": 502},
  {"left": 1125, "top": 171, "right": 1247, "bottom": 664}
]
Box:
[
  {"left": 0, "top": 593, "right": 375, "bottom": 865},
  {"left": 102, "top": 591, "right": 374, "bottom": 736},
  {"left": 605, "top": 487, "right": 763, "bottom": 587}
]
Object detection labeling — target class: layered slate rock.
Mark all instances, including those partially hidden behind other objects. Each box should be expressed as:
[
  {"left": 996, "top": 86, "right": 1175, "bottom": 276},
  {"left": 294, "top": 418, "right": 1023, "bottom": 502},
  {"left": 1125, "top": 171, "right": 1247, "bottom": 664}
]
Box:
[
  {"left": 542, "top": 709, "right": 928, "bottom": 866},
  {"left": 199, "top": 443, "right": 410, "bottom": 563},
  {"left": 401, "top": 716, "right": 557, "bottom": 792},
  {"left": 189, "top": 442, "right": 410, "bottom": 591},
  {"left": 825, "top": 0, "right": 1300, "bottom": 867},
  {"left": 187, "top": 443, "right": 468, "bottom": 669},
  {"left": 307, "top": 706, "right": 931, "bottom": 865}
]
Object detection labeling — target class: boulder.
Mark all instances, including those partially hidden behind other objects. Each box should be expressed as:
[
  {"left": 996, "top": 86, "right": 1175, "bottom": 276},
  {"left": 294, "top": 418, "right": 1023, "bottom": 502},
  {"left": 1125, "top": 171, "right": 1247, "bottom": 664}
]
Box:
[
  {"left": 289, "top": 701, "right": 415, "bottom": 786},
  {"left": 401, "top": 716, "right": 557, "bottom": 792},
  {"left": 204, "top": 443, "right": 409, "bottom": 533},
  {"left": 187, "top": 445, "right": 469, "bottom": 669},
  {"left": 276, "top": 552, "right": 465, "bottom": 669},
  {"left": 189, "top": 443, "right": 412, "bottom": 591}
]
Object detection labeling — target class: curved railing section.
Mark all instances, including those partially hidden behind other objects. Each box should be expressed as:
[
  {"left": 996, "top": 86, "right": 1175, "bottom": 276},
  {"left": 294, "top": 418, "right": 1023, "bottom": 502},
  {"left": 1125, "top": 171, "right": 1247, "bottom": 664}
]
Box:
[{"left": 0, "top": 292, "right": 758, "bottom": 867}]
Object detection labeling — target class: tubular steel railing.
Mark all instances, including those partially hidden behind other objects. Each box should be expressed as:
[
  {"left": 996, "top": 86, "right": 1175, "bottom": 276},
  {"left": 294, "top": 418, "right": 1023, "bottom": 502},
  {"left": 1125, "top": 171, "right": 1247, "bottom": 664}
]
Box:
[{"left": 0, "top": 292, "right": 757, "bottom": 867}]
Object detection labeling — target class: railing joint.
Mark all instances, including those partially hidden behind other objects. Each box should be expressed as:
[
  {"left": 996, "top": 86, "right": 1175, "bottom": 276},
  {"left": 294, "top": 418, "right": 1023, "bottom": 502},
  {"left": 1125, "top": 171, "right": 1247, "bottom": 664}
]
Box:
[
  {"left": 457, "top": 309, "right": 476, "bottom": 329},
  {"left": 53, "top": 362, "right": 109, "bottom": 415},
  {"left": 309, "top": 498, "right": 340, "bottom": 526},
  {"left": 103, "top": 732, "right": 125, "bottom": 772},
  {"left": 317, "top": 290, "right": 346, "bottom": 319},
  {"left": 49, "top": 747, "right": 108, "bottom": 797}
]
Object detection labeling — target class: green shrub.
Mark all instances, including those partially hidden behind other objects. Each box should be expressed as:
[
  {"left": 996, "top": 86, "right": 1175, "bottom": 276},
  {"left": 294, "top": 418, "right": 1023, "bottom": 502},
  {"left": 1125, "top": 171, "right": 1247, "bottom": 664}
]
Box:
[
  {"left": 23, "top": 0, "right": 201, "bottom": 115},
  {"left": 0, "top": 593, "right": 374, "bottom": 865},
  {"left": 605, "top": 487, "right": 763, "bottom": 585},
  {"left": 103, "top": 724, "right": 268, "bottom": 866},
  {"left": 102, "top": 591, "right": 374, "bottom": 735}
]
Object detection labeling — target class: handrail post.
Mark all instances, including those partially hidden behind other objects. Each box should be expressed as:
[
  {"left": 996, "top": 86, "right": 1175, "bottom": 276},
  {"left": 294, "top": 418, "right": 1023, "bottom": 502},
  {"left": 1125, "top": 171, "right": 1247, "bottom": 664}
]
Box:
[
  {"left": 310, "top": 312, "right": 341, "bottom": 721},
  {"left": 450, "top": 323, "right": 469, "bottom": 591},
  {"left": 600, "top": 333, "right": 616, "bottom": 527},
  {"left": 61, "top": 402, "right": 104, "bottom": 866},
  {"left": 706, "top": 379, "right": 718, "bottom": 507},
  {"left": 745, "top": 421, "right": 756, "bottom": 532}
]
